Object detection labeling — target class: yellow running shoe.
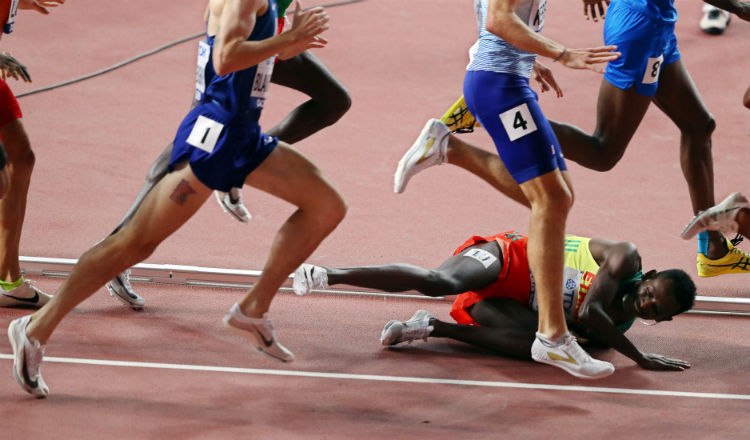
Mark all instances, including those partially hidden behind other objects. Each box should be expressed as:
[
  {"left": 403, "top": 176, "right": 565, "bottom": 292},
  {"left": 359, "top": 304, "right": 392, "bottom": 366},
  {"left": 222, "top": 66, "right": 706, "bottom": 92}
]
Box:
[
  {"left": 440, "top": 95, "right": 479, "bottom": 133},
  {"left": 696, "top": 239, "right": 750, "bottom": 277}
]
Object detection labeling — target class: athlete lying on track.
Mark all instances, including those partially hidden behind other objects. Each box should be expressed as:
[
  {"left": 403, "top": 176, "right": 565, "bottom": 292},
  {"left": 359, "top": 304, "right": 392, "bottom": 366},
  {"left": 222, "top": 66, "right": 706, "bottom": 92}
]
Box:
[{"left": 294, "top": 230, "right": 696, "bottom": 374}]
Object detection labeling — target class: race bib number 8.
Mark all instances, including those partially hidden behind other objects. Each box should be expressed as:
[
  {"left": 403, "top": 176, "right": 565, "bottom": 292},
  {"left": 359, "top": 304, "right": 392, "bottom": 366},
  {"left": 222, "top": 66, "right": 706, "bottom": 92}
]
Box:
[
  {"left": 499, "top": 103, "right": 538, "bottom": 141},
  {"left": 186, "top": 115, "right": 224, "bottom": 154},
  {"left": 641, "top": 54, "right": 664, "bottom": 85}
]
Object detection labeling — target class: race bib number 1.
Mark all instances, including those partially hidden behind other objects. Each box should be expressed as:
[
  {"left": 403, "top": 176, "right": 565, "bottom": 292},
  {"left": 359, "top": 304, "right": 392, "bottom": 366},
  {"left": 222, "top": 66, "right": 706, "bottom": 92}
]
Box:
[
  {"left": 186, "top": 115, "right": 224, "bottom": 154},
  {"left": 499, "top": 103, "right": 538, "bottom": 141}
]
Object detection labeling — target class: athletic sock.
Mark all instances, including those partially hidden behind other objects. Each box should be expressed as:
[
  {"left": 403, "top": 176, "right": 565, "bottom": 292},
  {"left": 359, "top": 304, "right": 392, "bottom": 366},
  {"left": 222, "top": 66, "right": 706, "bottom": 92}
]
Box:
[
  {"left": 697, "top": 231, "right": 710, "bottom": 255},
  {"left": 0, "top": 277, "right": 24, "bottom": 291}
]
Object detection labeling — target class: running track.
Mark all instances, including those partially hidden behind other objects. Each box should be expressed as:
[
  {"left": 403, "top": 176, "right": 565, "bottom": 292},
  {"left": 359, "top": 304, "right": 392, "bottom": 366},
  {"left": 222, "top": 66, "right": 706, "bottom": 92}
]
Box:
[{"left": 0, "top": 1, "right": 748, "bottom": 438}]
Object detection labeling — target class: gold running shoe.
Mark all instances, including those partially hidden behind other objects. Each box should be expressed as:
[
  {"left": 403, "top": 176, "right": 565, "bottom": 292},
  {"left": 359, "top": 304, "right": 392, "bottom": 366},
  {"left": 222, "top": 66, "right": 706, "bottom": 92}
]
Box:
[
  {"left": 440, "top": 95, "right": 479, "bottom": 134},
  {"left": 696, "top": 238, "right": 750, "bottom": 277}
]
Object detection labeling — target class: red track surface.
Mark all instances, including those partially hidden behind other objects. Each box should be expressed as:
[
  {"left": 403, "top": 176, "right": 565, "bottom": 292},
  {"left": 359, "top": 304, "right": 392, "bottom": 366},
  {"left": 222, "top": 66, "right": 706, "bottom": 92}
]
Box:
[{"left": 0, "top": 1, "right": 748, "bottom": 438}]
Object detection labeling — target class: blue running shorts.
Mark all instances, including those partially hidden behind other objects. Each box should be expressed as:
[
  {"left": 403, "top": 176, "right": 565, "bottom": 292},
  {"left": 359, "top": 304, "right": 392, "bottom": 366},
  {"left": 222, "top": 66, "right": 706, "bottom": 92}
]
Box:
[
  {"left": 603, "top": 1, "right": 681, "bottom": 97},
  {"left": 169, "top": 101, "right": 278, "bottom": 192},
  {"left": 463, "top": 70, "right": 566, "bottom": 184}
]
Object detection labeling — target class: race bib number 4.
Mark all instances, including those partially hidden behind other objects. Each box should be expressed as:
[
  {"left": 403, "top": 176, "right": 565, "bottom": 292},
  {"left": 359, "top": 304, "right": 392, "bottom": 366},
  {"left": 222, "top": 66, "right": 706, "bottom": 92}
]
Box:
[{"left": 499, "top": 103, "right": 538, "bottom": 141}]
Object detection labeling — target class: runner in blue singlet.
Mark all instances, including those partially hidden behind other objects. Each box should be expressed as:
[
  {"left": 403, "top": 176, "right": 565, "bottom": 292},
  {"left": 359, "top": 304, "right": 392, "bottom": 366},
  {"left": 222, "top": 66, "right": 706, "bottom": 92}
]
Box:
[{"left": 8, "top": 0, "right": 347, "bottom": 398}]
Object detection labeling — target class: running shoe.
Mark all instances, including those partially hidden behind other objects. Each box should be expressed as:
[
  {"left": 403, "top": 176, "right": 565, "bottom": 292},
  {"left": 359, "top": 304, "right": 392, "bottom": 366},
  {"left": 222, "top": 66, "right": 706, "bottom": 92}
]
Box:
[
  {"left": 223, "top": 303, "right": 294, "bottom": 362},
  {"left": 8, "top": 315, "right": 49, "bottom": 397},
  {"left": 700, "top": 5, "right": 731, "bottom": 35},
  {"left": 0, "top": 279, "right": 52, "bottom": 308},
  {"left": 681, "top": 192, "right": 749, "bottom": 239},
  {"left": 440, "top": 95, "right": 478, "bottom": 133},
  {"left": 292, "top": 264, "right": 329, "bottom": 296},
  {"left": 106, "top": 269, "right": 145, "bottom": 310},
  {"left": 380, "top": 310, "right": 435, "bottom": 346},
  {"left": 531, "top": 332, "right": 615, "bottom": 379},
  {"left": 215, "top": 188, "right": 251, "bottom": 223},
  {"left": 393, "top": 119, "right": 449, "bottom": 194},
  {"left": 696, "top": 238, "right": 750, "bottom": 277}
]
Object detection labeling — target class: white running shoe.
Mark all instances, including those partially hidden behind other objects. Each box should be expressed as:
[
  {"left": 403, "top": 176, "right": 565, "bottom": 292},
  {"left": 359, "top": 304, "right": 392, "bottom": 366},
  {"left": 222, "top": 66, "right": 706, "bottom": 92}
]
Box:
[
  {"left": 292, "top": 264, "right": 329, "bottom": 296},
  {"left": 681, "top": 192, "right": 749, "bottom": 239},
  {"left": 700, "top": 5, "right": 731, "bottom": 35},
  {"left": 393, "top": 119, "right": 450, "bottom": 194},
  {"left": 8, "top": 315, "right": 49, "bottom": 397},
  {"left": 106, "top": 269, "right": 145, "bottom": 310},
  {"left": 380, "top": 310, "right": 435, "bottom": 346},
  {"left": 531, "top": 332, "right": 614, "bottom": 379},
  {"left": 215, "top": 188, "right": 251, "bottom": 223},
  {"left": 0, "top": 279, "right": 52, "bottom": 308},
  {"left": 223, "top": 303, "right": 295, "bottom": 362}
]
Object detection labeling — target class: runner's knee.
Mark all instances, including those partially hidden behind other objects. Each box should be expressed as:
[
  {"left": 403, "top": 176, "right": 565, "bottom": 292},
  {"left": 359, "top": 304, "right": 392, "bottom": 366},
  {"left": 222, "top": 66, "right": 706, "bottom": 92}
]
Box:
[
  {"left": 424, "top": 270, "right": 464, "bottom": 295},
  {"left": 588, "top": 135, "right": 626, "bottom": 172},
  {"left": 318, "top": 85, "right": 351, "bottom": 127},
  {"left": 316, "top": 188, "right": 347, "bottom": 231}
]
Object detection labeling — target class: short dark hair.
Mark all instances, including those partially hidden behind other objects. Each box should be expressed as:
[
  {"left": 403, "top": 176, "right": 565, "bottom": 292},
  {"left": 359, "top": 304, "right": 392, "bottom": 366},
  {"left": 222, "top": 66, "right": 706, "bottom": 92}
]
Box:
[{"left": 655, "top": 269, "right": 696, "bottom": 315}]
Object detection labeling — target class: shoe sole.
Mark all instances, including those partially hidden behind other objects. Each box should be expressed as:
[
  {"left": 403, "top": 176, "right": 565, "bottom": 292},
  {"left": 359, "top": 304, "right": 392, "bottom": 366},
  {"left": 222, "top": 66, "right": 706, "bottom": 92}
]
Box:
[
  {"left": 532, "top": 356, "right": 614, "bottom": 379},
  {"left": 215, "top": 192, "right": 250, "bottom": 223},
  {"left": 106, "top": 282, "right": 145, "bottom": 311},
  {"left": 380, "top": 320, "right": 400, "bottom": 345},
  {"left": 222, "top": 317, "right": 294, "bottom": 362},
  {"left": 394, "top": 120, "right": 439, "bottom": 194},
  {"left": 8, "top": 319, "right": 47, "bottom": 397}
]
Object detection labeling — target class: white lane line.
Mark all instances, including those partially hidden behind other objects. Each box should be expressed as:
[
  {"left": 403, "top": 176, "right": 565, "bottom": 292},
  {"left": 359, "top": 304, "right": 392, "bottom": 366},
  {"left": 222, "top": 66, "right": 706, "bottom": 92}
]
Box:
[{"left": 1, "top": 354, "right": 747, "bottom": 400}]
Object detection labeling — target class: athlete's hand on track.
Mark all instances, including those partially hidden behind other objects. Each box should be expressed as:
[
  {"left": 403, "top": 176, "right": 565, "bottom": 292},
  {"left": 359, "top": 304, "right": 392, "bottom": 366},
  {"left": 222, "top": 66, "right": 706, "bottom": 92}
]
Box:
[
  {"left": 279, "top": 0, "right": 329, "bottom": 60},
  {"left": 637, "top": 352, "right": 691, "bottom": 371},
  {"left": 532, "top": 61, "right": 562, "bottom": 98},
  {"left": 19, "top": 0, "right": 65, "bottom": 15},
  {"left": 557, "top": 46, "right": 620, "bottom": 74},
  {"left": 582, "top": 0, "right": 609, "bottom": 22},
  {"left": 0, "top": 53, "right": 31, "bottom": 82}
]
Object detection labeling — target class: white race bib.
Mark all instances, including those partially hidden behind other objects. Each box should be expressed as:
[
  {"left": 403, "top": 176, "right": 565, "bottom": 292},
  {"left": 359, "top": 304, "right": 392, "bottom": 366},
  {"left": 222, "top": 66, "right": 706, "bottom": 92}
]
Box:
[
  {"left": 642, "top": 54, "right": 664, "bottom": 85},
  {"left": 251, "top": 56, "right": 275, "bottom": 108},
  {"left": 499, "top": 103, "right": 538, "bottom": 141},
  {"left": 194, "top": 40, "right": 211, "bottom": 101},
  {"left": 186, "top": 115, "right": 224, "bottom": 154},
  {"left": 3, "top": 0, "right": 18, "bottom": 35},
  {"left": 527, "top": 0, "right": 547, "bottom": 32}
]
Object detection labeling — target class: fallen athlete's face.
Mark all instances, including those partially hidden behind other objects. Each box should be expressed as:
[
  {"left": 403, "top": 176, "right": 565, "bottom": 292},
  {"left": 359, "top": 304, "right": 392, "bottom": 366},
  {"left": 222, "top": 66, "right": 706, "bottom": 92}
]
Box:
[{"left": 632, "top": 277, "right": 681, "bottom": 322}]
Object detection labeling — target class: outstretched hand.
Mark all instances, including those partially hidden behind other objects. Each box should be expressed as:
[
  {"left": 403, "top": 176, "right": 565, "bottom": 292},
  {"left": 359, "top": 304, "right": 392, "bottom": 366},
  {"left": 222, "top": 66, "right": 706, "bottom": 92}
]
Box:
[
  {"left": 0, "top": 53, "right": 31, "bottom": 82},
  {"left": 557, "top": 45, "right": 620, "bottom": 74},
  {"left": 279, "top": 0, "right": 329, "bottom": 60},
  {"left": 637, "top": 352, "right": 691, "bottom": 371},
  {"left": 19, "top": 0, "right": 65, "bottom": 15},
  {"left": 532, "top": 61, "right": 562, "bottom": 98},
  {"left": 582, "top": 0, "right": 610, "bottom": 22}
]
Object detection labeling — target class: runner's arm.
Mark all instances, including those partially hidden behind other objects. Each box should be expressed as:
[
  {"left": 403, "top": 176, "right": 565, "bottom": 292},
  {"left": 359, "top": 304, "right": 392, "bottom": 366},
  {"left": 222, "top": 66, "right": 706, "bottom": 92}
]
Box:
[
  {"left": 576, "top": 242, "right": 648, "bottom": 365},
  {"left": 486, "top": 0, "right": 565, "bottom": 60},
  {"left": 213, "top": 0, "right": 329, "bottom": 75}
]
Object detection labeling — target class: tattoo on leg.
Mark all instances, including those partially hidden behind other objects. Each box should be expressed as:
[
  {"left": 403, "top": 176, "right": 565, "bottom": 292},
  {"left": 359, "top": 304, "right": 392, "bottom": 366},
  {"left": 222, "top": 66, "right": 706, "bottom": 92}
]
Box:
[{"left": 170, "top": 179, "right": 197, "bottom": 205}]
